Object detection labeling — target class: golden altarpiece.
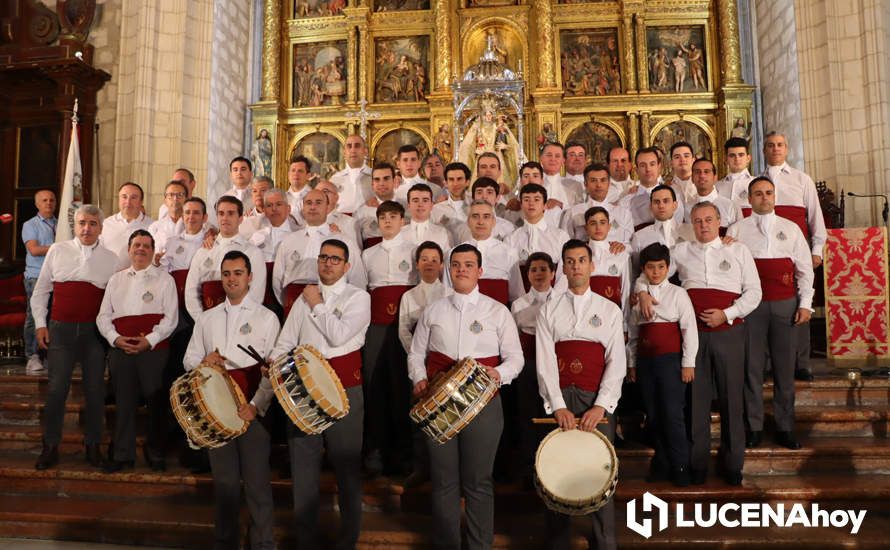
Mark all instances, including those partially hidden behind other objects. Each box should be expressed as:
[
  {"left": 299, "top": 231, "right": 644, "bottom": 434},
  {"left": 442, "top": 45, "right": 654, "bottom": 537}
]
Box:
[{"left": 249, "top": 0, "right": 753, "bottom": 185}]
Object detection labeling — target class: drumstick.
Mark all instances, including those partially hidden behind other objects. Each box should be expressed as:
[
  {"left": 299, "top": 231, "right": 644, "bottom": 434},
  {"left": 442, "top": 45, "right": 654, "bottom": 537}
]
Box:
[
  {"left": 532, "top": 417, "right": 610, "bottom": 426},
  {"left": 237, "top": 344, "right": 267, "bottom": 366}
]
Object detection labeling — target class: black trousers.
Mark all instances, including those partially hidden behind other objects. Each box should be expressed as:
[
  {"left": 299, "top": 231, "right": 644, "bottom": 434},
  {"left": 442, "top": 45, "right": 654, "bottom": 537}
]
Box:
[
  {"left": 109, "top": 347, "right": 169, "bottom": 461},
  {"left": 637, "top": 352, "right": 690, "bottom": 472}
]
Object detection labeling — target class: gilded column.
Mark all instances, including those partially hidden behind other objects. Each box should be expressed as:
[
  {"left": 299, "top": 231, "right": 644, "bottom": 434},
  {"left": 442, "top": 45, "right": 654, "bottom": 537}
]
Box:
[
  {"left": 533, "top": 0, "right": 556, "bottom": 88},
  {"left": 260, "top": 0, "right": 281, "bottom": 102},
  {"left": 717, "top": 0, "right": 742, "bottom": 84},
  {"left": 358, "top": 26, "right": 368, "bottom": 100},
  {"left": 634, "top": 13, "right": 648, "bottom": 93},
  {"left": 640, "top": 111, "right": 651, "bottom": 147},
  {"left": 434, "top": 0, "right": 451, "bottom": 89},
  {"left": 628, "top": 112, "right": 639, "bottom": 155},
  {"left": 622, "top": 16, "right": 637, "bottom": 92},
  {"left": 347, "top": 26, "right": 357, "bottom": 102}
]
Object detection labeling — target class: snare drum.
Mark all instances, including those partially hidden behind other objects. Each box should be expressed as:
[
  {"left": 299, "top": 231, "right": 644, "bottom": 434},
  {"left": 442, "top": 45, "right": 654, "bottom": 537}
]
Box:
[
  {"left": 409, "top": 357, "right": 498, "bottom": 444},
  {"left": 169, "top": 364, "right": 249, "bottom": 449},
  {"left": 534, "top": 428, "right": 619, "bottom": 515},
  {"left": 268, "top": 344, "right": 350, "bottom": 435}
]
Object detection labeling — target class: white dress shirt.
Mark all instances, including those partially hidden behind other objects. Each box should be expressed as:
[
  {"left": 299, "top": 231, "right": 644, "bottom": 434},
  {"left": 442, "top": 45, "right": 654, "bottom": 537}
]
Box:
[
  {"left": 454, "top": 215, "right": 517, "bottom": 243},
  {"left": 272, "top": 277, "right": 370, "bottom": 361},
  {"left": 590, "top": 239, "right": 632, "bottom": 314},
  {"left": 684, "top": 189, "right": 743, "bottom": 227},
  {"left": 326, "top": 211, "right": 359, "bottom": 244},
  {"left": 447, "top": 237, "right": 525, "bottom": 301},
  {"left": 183, "top": 297, "right": 280, "bottom": 415},
  {"left": 666, "top": 238, "right": 763, "bottom": 323},
  {"left": 148, "top": 216, "right": 184, "bottom": 253},
  {"left": 159, "top": 231, "right": 204, "bottom": 272},
  {"left": 762, "top": 162, "right": 827, "bottom": 256},
  {"left": 560, "top": 196, "right": 634, "bottom": 243},
  {"left": 395, "top": 175, "right": 441, "bottom": 203},
  {"left": 272, "top": 225, "right": 366, "bottom": 303},
  {"left": 362, "top": 233, "right": 418, "bottom": 289},
  {"left": 100, "top": 211, "right": 154, "bottom": 262},
  {"left": 716, "top": 169, "right": 753, "bottom": 207},
  {"left": 330, "top": 165, "right": 372, "bottom": 214},
  {"left": 30, "top": 239, "right": 120, "bottom": 329},
  {"left": 96, "top": 264, "right": 178, "bottom": 349},
  {"left": 629, "top": 219, "right": 695, "bottom": 275},
  {"left": 400, "top": 219, "right": 452, "bottom": 251},
  {"left": 511, "top": 287, "right": 553, "bottom": 335},
  {"left": 407, "top": 287, "right": 524, "bottom": 385},
  {"left": 608, "top": 178, "right": 635, "bottom": 203},
  {"left": 244, "top": 217, "right": 300, "bottom": 262},
  {"left": 621, "top": 184, "right": 686, "bottom": 229},
  {"left": 184, "top": 234, "right": 267, "bottom": 321},
  {"left": 503, "top": 218, "right": 569, "bottom": 291},
  {"left": 286, "top": 186, "right": 312, "bottom": 216},
  {"left": 535, "top": 289, "right": 627, "bottom": 414},
  {"left": 627, "top": 278, "right": 698, "bottom": 369},
  {"left": 398, "top": 279, "right": 450, "bottom": 353},
  {"left": 222, "top": 186, "right": 251, "bottom": 204},
  {"left": 726, "top": 212, "right": 815, "bottom": 310},
  {"left": 672, "top": 176, "right": 697, "bottom": 204}
]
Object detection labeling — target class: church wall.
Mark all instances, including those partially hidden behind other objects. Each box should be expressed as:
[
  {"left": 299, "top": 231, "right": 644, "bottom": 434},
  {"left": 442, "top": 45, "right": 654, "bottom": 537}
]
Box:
[
  {"left": 753, "top": 0, "right": 805, "bottom": 166},
  {"left": 206, "top": 0, "right": 253, "bottom": 213}
]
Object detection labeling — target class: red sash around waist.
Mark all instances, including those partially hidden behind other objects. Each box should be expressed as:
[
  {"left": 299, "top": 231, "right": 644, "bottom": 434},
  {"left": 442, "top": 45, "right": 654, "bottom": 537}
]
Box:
[
  {"left": 328, "top": 349, "right": 363, "bottom": 388},
  {"left": 638, "top": 322, "right": 682, "bottom": 358},
  {"left": 201, "top": 280, "right": 225, "bottom": 311},
  {"left": 589, "top": 275, "right": 622, "bottom": 307},
  {"left": 112, "top": 313, "right": 169, "bottom": 349},
  {"left": 370, "top": 285, "right": 414, "bottom": 325},
  {"left": 424, "top": 350, "right": 499, "bottom": 381},
  {"left": 754, "top": 257, "right": 796, "bottom": 301},
  {"left": 363, "top": 236, "right": 383, "bottom": 249},
  {"left": 227, "top": 364, "right": 261, "bottom": 401},
  {"left": 263, "top": 262, "right": 276, "bottom": 307},
  {"left": 170, "top": 269, "right": 189, "bottom": 308},
  {"left": 51, "top": 281, "right": 104, "bottom": 323},
  {"left": 742, "top": 205, "right": 810, "bottom": 240},
  {"left": 686, "top": 288, "right": 742, "bottom": 332},
  {"left": 519, "top": 330, "right": 536, "bottom": 361},
  {"left": 555, "top": 340, "right": 606, "bottom": 393},
  {"left": 478, "top": 279, "right": 509, "bottom": 305},
  {"left": 284, "top": 283, "right": 307, "bottom": 317}
]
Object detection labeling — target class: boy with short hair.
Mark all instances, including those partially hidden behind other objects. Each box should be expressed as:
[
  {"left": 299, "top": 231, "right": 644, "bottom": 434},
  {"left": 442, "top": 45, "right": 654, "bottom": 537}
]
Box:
[{"left": 627, "top": 243, "right": 698, "bottom": 487}]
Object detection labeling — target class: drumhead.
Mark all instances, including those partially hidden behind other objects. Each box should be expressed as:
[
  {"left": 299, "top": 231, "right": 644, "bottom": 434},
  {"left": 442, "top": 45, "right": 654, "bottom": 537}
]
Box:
[
  {"left": 299, "top": 346, "right": 346, "bottom": 411},
  {"left": 196, "top": 366, "right": 244, "bottom": 432},
  {"left": 535, "top": 428, "right": 617, "bottom": 503}
]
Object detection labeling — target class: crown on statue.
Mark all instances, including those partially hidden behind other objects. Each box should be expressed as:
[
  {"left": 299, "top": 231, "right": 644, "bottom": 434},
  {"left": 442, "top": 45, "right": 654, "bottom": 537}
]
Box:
[{"left": 480, "top": 96, "right": 497, "bottom": 114}]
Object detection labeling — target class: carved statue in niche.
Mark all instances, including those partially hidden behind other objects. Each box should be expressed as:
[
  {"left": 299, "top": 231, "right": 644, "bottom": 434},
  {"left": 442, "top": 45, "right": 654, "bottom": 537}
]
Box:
[
  {"left": 374, "top": 37, "right": 429, "bottom": 103},
  {"left": 647, "top": 26, "right": 708, "bottom": 93},
  {"left": 458, "top": 98, "right": 520, "bottom": 185},
  {"left": 432, "top": 124, "right": 453, "bottom": 161},
  {"left": 251, "top": 129, "right": 273, "bottom": 177},
  {"left": 292, "top": 41, "right": 347, "bottom": 107}
]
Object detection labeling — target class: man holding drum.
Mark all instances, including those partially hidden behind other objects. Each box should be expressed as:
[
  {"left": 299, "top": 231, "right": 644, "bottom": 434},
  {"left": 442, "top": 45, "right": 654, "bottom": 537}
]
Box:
[
  {"left": 183, "top": 250, "right": 280, "bottom": 550},
  {"left": 535, "top": 239, "right": 627, "bottom": 550},
  {"left": 272, "top": 238, "right": 371, "bottom": 549},
  {"left": 407, "top": 243, "right": 523, "bottom": 550}
]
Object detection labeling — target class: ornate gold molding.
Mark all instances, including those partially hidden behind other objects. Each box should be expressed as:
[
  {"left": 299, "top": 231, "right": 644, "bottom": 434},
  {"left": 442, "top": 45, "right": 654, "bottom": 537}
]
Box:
[
  {"left": 434, "top": 0, "right": 451, "bottom": 88},
  {"left": 622, "top": 15, "right": 636, "bottom": 93},
  {"left": 532, "top": 0, "right": 555, "bottom": 88},
  {"left": 633, "top": 13, "right": 648, "bottom": 93},
  {"left": 261, "top": 0, "right": 281, "bottom": 102},
  {"left": 717, "top": 0, "right": 742, "bottom": 85}
]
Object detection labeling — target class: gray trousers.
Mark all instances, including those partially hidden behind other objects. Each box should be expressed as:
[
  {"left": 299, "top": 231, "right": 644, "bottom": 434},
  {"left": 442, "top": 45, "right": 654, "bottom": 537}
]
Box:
[
  {"left": 745, "top": 297, "right": 797, "bottom": 432},
  {"left": 545, "top": 386, "right": 616, "bottom": 550},
  {"left": 427, "top": 393, "right": 504, "bottom": 550},
  {"left": 207, "top": 420, "right": 275, "bottom": 550},
  {"left": 109, "top": 347, "right": 169, "bottom": 461},
  {"left": 288, "top": 386, "right": 364, "bottom": 550},
  {"left": 362, "top": 323, "right": 411, "bottom": 465},
  {"left": 691, "top": 323, "right": 746, "bottom": 474},
  {"left": 43, "top": 320, "right": 106, "bottom": 446}
]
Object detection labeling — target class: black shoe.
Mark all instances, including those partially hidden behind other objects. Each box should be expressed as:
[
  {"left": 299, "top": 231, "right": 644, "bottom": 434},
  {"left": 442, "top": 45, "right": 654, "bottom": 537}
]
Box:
[
  {"left": 795, "top": 369, "right": 814, "bottom": 382},
  {"left": 671, "top": 467, "right": 690, "bottom": 487},
  {"left": 35, "top": 443, "right": 59, "bottom": 470},
  {"left": 746, "top": 430, "right": 763, "bottom": 448},
  {"left": 690, "top": 468, "right": 707, "bottom": 485},
  {"left": 724, "top": 470, "right": 743, "bottom": 486},
  {"left": 85, "top": 443, "right": 103, "bottom": 468},
  {"left": 102, "top": 459, "right": 135, "bottom": 474},
  {"left": 775, "top": 431, "right": 802, "bottom": 450}
]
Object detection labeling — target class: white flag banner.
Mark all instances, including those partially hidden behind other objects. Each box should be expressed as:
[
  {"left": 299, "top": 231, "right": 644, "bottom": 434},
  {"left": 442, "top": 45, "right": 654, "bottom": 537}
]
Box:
[{"left": 56, "top": 100, "right": 83, "bottom": 243}]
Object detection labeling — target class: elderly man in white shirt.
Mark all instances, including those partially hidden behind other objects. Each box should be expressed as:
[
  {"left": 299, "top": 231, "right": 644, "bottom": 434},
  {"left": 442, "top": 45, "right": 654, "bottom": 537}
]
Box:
[
  {"left": 408, "top": 243, "right": 523, "bottom": 550},
  {"left": 101, "top": 182, "right": 153, "bottom": 264}
]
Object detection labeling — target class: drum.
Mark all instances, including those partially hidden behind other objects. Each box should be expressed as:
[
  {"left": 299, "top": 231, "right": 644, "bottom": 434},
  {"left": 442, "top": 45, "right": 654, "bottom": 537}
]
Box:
[
  {"left": 409, "top": 357, "right": 498, "bottom": 444},
  {"left": 268, "top": 344, "right": 349, "bottom": 435},
  {"left": 534, "top": 428, "right": 619, "bottom": 515},
  {"left": 169, "top": 364, "right": 249, "bottom": 449}
]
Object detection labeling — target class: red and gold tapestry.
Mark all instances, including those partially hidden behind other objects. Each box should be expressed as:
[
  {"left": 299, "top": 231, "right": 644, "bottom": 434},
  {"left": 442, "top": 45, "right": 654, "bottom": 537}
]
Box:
[{"left": 824, "top": 227, "right": 890, "bottom": 362}]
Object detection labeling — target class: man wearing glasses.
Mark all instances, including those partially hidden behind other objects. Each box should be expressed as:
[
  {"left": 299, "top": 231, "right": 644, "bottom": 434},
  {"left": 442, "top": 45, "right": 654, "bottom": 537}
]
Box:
[{"left": 271, "top": 239, "right": 371, "bottom": 549}]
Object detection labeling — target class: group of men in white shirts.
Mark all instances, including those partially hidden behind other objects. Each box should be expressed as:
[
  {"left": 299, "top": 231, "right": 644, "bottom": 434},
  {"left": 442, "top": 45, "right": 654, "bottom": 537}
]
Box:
[{"left": 26, "top": 129, "right": 826, "bottom": 549}]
